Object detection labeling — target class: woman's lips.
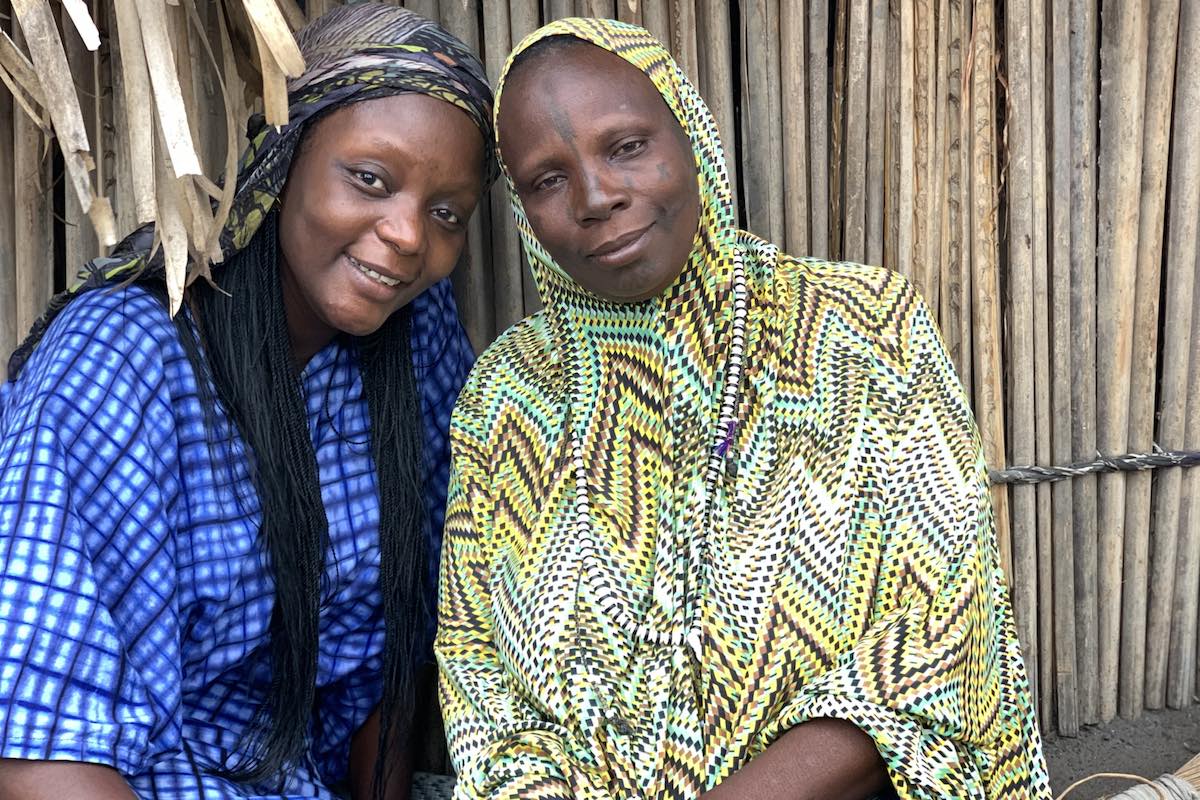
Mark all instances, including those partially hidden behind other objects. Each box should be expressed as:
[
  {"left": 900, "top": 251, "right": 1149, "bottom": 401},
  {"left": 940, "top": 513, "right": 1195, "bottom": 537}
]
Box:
[{"left": 589, "top": 224, "right": 653, "bottom": 268}]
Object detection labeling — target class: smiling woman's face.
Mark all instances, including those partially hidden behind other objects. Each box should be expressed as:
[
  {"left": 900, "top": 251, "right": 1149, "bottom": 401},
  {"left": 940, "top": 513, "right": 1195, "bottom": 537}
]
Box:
[
  {"left": 498, "top": 41, "right": 700, "bottom": 304},
  {"left": 276, "top": 93, "right": 483, "bottom": 362}
]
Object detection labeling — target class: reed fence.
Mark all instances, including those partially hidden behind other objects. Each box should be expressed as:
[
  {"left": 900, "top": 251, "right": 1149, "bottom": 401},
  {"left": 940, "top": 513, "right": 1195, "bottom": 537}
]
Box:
[{"left": 1, "top": 0, "right": 1197, "bottom": 739}]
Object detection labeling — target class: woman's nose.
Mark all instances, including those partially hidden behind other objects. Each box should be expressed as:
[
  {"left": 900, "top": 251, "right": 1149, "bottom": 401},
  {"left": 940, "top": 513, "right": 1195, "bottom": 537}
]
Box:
[
  {"left": 375, "top": 197, "right": 424, "bottom": 258},
  {"left": 574, "top": 166, "right": 630, "bottom": 224}
]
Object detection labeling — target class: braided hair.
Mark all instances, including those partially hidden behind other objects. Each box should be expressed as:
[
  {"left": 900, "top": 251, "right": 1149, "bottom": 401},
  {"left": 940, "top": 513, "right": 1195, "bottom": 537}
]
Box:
[{"left": 152, "top": 209, "right": 427, "bottom": 793}]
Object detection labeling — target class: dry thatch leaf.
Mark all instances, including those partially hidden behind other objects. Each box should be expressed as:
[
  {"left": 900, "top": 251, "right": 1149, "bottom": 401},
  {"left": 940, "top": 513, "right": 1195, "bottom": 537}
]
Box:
[
  {"left": 154, "top": 132, "right": 188, "bottom": 315},
  {"left": 0, "top": 27, "right": 44, "bottom": 101},
  {"left": 0, "top": 57, "right": 49, "bottom": 131},
  {"left": 243, "top": 0, "right": 304, "bottom": 77},
  {"left": 275, "top": 0, "right": 306, "bottom": 33},
  {"left": 61, "top": 0, "right": 101, "bottom": 51},
  {"left": 11, "top": 0, "right": 114, "bottom": 246},
  {"left": 252, "top": 20, "right": 288, "bottom": 127},
  {"left": 134, "top": 0, "right": 202, "bottom": 177}
]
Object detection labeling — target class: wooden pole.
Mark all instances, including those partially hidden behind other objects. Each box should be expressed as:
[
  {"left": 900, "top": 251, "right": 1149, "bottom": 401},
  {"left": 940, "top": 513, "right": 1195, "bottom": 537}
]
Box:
[
  {"left": 1095, "top": 0, "right": 1147, "bottom": 722},
  {"left": 482, "top": 0, "right": 525, "bottom": 333},
  {"left": 641, "top": 0, "right": 670, "bottom": 50},
  {"left": 405, "top": 0, "right": 440, "bottom": 22},
  {"left": 61, "top": 1, "right": 98, "bottom": 272},
  {"left": 0, "top": 0, "right": 15, "bottom": 378},
  {"left": 1165, "top": 0, "right": 1200, "bottom": 710},
  {"left": 829, "top": 0, "right": 846, "bottom": 261},
  {"left": 864, "top": 0, "right": 886, "bottom": 266},
  {"left": 1004, "top": 0, "right": 1039, "bottom": 699},
  {"left": 439, "top": 0, "right": 494, "bottom": 351},
  {"left": 580, "top": 0, "right": 612, "bottom": 16},
  {"left": 884, "top": 0, "right": 898, "bottom": 271},
  {"left": 969, "top": 0, "right": 1009, "bottom": 578},
  {"left": 670, "top": 0, "right": 698, "bottom": 89},
  {"left": 842, "top": 0, "right": 868, "bottom": 263},
  {"left": 1050, "top": 0, "right": 1078, "bottom": 736},
  {"left": 697, "top": 0, "right": 737, "bottom": 214},
  {"left": 807, "top": 0, "right": 828, "bottom": 258},
  {"left": 305, "top": 0, "right": 339, "bottom": 22},
  {"left": 1146, "top": 0, "right": 1193, "bottom": 703},
  {"left": 1029, "top": 0, "right": 1054, "bottom": 726},
  {"left": 1069, "top": 0, "right": 1099, "bottom": 726},
  {"left": 508, "top": 0, "right": 541, "bottom": 316},
  {"left": 912, "top": 0, "right": 933, "bottom": 299},
  {"left": 1172, "top": 261, "right": 1200, "bottom": 708},
  {"left": 954, "top": 0, "right": 971, "bottom": 399},
  {"left": 896, "top": 0, "right": 913, "bottom": 279},
  {"left": 950, "top": 0, "right": 969, "bottom": 395},
  {"left": 764, "top": 0, "right": 783, "bottom": 245},
  {"left": 931, "top": 0, "right": 949, "bottom": 333},
  {"left": 1123, "top": 0, "right": 1179, "bottom": 717},
  {"left": 509, "top": 0, "right": 538, "bottom": 44},
  {"left": 105, "top": 0, "right": 134, "bottom": 235},
  {"left": 780, "top": 0, "right": 808, "bottom": 255},
  {"left": 741, "top": 0, "right": 774, "bottom": 238},
  {"left": 616, "top": 0, "right": 641, "bottom": 24},
  {"left": 545, "top": 0, "right": 575, "bottom": 21},
  {"left": 12, "top": 21, "right": 52, "bottom": 341}
]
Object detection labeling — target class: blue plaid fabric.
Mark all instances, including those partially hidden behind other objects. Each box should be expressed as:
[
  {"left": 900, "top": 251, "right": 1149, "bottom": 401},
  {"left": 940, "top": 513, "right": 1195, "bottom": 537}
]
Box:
[{"left": 0, "top": 280, "right": 473, "bottom": 798}]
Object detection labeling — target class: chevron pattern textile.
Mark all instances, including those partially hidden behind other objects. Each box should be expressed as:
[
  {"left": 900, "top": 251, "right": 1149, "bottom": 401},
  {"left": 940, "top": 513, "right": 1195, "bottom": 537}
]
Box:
[{"left": 436, "top": 18, "right": 1051, "bottom": 800}]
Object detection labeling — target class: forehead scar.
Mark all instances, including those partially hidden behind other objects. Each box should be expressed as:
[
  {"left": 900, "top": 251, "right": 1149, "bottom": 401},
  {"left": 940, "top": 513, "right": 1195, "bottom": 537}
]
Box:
[{"left": 545, "top": 80, "right": 579, "bottom": 151}]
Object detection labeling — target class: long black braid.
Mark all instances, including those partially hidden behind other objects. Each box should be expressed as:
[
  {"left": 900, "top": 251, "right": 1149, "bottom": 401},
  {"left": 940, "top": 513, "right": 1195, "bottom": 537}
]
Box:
[{"left": 150, "top": 209, "right": 427, "bottom": 794}]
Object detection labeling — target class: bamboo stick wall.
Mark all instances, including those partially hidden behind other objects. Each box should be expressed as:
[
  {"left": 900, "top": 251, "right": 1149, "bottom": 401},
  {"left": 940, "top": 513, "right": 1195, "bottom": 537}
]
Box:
[{"left": 1, "top": 0, "right": 1198, "bottom": 740}]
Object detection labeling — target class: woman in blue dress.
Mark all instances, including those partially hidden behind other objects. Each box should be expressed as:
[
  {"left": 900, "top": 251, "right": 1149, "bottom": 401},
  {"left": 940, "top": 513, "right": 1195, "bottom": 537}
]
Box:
[{"left": 0, "top": 5, "right": 493, "bottom": 798}]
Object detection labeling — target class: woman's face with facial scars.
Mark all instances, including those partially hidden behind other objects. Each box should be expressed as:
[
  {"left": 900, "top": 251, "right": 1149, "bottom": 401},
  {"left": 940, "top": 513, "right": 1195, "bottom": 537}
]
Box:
[{"left": 498, "top": 42, "right": 700, "bottom": 304}]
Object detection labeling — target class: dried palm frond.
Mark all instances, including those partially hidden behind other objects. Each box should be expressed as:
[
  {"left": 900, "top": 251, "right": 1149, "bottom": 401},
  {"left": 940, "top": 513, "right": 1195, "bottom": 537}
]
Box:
[{"left": 3, "top": 0, "right": 306, "bottom": 314}]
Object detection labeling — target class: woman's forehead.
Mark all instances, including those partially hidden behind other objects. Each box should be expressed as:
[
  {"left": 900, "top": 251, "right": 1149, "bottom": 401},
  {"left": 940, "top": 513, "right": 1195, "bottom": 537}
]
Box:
[{"left": 498, "top": 41, "right": 687, "bottom": 145}]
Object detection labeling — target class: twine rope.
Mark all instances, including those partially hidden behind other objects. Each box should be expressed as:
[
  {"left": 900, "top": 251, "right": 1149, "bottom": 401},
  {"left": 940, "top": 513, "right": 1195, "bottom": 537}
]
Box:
[{"left": 989, "top": 447, "right": 1200, "bottom": 486}]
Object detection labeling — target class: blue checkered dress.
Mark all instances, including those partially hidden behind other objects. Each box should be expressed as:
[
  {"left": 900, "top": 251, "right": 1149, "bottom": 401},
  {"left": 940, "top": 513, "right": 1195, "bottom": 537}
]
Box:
[{"left": 0, "top": 281, "right": 473, "bottom": 798}]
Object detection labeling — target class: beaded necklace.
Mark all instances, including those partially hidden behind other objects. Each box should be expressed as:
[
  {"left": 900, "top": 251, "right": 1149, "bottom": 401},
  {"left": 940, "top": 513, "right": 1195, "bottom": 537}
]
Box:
[{"left": 570, "top": 251, "right": 748, "bottom": 661}]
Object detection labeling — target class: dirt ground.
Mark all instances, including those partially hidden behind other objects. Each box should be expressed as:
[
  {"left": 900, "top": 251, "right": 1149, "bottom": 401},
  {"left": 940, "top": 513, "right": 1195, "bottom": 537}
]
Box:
[{"left": 1043, "top": 704, "right": 1200, "bottom": 797}]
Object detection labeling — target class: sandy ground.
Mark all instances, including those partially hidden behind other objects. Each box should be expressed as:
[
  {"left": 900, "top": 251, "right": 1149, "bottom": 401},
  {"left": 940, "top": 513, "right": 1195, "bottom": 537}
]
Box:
[{"left": 1043, "top": 704, "right": 1200, "bottom": 797}]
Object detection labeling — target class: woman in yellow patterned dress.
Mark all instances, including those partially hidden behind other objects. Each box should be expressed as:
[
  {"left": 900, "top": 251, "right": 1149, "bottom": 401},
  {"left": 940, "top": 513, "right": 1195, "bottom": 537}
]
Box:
[{"left": 436, "top": 17, "right": 1051, "bottom": 800}]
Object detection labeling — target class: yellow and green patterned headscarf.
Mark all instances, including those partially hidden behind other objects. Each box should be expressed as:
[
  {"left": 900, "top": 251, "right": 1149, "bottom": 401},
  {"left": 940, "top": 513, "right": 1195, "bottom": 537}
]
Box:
[{"left": 494, "top": 19, "right": 763, "bottom": 589}]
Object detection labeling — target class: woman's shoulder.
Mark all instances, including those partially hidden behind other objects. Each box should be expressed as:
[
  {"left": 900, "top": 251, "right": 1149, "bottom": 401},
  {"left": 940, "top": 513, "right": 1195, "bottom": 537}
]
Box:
[
  {"left": 40, "top": 283, "right": 179, "bottom": 353},
  {"left": 454, "top": 310, "right": 560, "bottom": 416},
  {"left": 776, "top": 256, "right": 920, "bottom": 318},
  {"left": 7, "top": 284, "right": 185, "bottom": 396},
  {"left": 771, "top": 255, "right": 929, "bottom": 357}
]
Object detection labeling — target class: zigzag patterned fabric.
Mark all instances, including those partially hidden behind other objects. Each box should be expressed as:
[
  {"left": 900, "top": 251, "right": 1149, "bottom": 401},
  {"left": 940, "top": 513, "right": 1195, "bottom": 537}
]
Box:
[{"left": 437, "top": 17, "right": 1051, "bottom": 800}]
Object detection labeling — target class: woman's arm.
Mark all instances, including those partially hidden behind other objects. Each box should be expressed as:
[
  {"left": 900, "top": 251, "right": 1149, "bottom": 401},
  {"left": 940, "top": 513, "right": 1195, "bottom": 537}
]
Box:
[
  {"left": 0, "top": 759, "right": 137, "bottom": 800},
  {"left": 436, "top": 400, "right": 585, "bottom": 800},
  {"left": 700, "top": 719, "right": 890, "bottom": 800},
  {"left": 733, "top": 281, "right": 1049, "bottom": 798}
]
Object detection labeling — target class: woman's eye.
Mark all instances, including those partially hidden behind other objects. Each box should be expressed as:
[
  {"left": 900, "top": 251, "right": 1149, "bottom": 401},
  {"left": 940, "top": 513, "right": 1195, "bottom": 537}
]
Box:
[
  {"left": 615, "top": 139, "right": 646, "bottom": 157},
  {"left": 433, "top": 208, "right": 462, "bottom": 227},
  {"left": 534, "top": 174, "right": 565, "bottom": 192},
  {"left": 354, "top": 170, "right": 383, "bottom": 189}
]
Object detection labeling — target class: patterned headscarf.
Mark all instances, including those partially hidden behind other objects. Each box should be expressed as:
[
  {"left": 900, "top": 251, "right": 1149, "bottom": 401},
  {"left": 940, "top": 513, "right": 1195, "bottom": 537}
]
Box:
[
  {"left": 494, "top": 17, "right": 757, "bottom": 612},
  {"left": 9, "top": 2, "right": 494, "bottom": 377}
]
